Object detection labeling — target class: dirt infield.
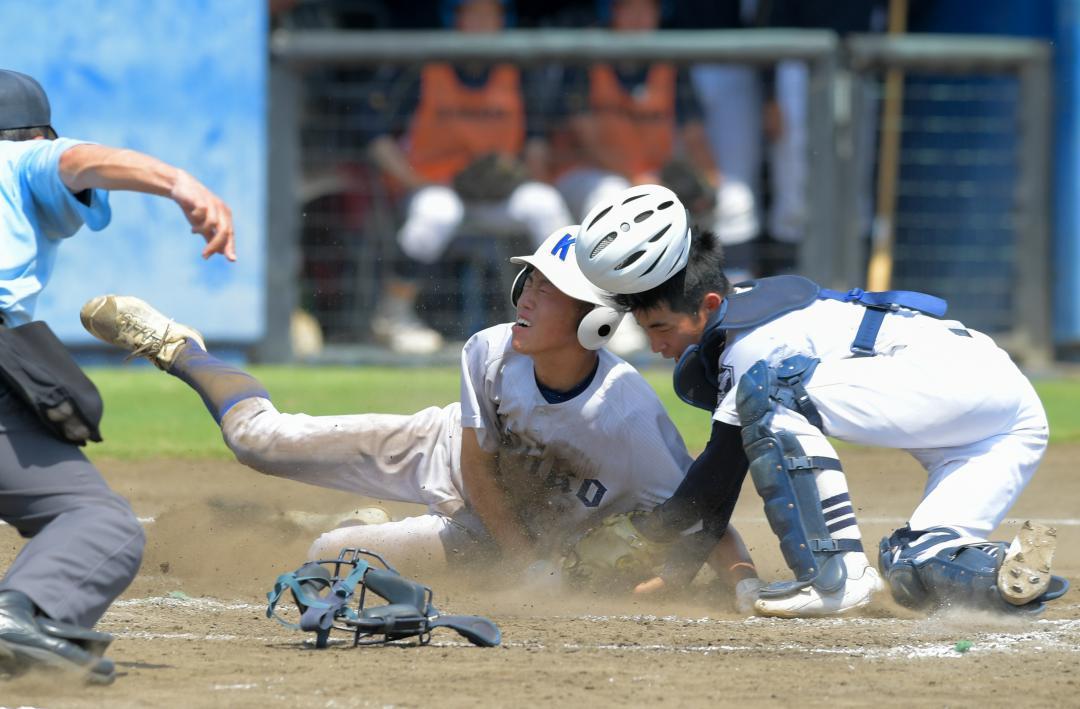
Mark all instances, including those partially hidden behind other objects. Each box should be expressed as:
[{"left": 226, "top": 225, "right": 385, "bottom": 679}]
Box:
[{"left": 2, "top": 445, "right": 1078, "bottom": 708}]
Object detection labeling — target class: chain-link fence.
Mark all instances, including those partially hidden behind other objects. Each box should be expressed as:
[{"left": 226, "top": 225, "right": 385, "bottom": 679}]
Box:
[
  {"left": 265, "top": 30, "right": 1051, "bottom": 364},
  {"left": 846, "top": 35, "right": 1052, "bottom": 364}
]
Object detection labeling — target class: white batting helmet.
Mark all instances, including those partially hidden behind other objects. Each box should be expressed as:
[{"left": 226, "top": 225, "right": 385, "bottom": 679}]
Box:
[
  {"left": 575, "top": 184, "right": 691, "bottom": 295},
  {"left": 510, "top": 227, "right": 624, "bottom": 350}
]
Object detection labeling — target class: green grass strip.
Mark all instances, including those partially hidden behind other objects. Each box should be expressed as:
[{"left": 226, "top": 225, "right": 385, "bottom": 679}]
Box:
[{"left": 84, "top": 366, "right": 1080, "bottom": 461}]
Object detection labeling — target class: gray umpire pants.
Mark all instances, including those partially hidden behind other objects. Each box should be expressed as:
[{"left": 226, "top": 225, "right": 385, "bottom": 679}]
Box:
[{"left": 0, "top": 382, "right": 144, "bottom": 628}]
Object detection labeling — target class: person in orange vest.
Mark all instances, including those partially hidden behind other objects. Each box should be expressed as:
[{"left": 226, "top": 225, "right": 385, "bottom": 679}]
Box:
[
  {"left": 553, "top": 0, "right": 759, "bottom": 273},
  {"left": 367, "top": 0, "right": 572, "bottom": 354}
]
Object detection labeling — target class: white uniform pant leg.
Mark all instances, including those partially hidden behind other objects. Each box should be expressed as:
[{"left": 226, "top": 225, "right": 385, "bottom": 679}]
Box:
[
  {"left": 905, "top": 387, "right": 1047, "bottom": 539},
  {"left": 397, "top": 185, "right": 466, "bottom": 265},
  {"left": 220, "top": 398, "right": 464, "bottom": 516},
  {"left": 767, "top": 60, "right": 809, "bottom": 243},
  {"left": 505, "top": 181, "right": 573, "bottom": 247},
  {"left": 807, "top": 332, "right": 1049, "bottom": 540},
  {"left": 711, "top": 179, "right": 760, "bottom": 246},
  {"left": 465, "top": 181, "right": 573, "bottom": 249},
  {"left": 308, "top": 514, "right": 452, "bottom": 573},
  {"left": 691, "top": 64, "right": 763, "bottom": 199},
  {"left": 556, "top": 168, "right": 631, "bottom": 221}
]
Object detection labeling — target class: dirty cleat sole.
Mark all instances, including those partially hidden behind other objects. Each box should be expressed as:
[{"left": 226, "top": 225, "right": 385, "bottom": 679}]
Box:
[
  {"left": 998, "top": 521, "right": 1057, "bottom": 605},
  {"left": 81, "top": 295, "right": 205, "bottom": 370}
]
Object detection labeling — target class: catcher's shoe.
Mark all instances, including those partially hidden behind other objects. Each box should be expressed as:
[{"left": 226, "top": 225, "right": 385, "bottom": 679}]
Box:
[
  {"left": 754, "top": 554, "right": 883, "bottom": 618},
  {"left": 0, "top": 591, "right": 115, "bottom": 685},
  {"left": 998, "top": 521, "right": 1057, "bottom": 606},
  {"left": 81, "top": 295, "right": 204, "bottom": 370}
]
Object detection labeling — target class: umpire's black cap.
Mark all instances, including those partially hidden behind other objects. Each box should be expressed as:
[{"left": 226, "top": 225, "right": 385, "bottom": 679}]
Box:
[{"left": 0, "top": 69, "right": 51, "bottom": 131}]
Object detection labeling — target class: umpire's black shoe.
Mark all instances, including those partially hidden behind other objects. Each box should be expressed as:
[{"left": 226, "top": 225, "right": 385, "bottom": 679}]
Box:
[{"left": 0, "top": 590, "right": 116, "bottom": 685}]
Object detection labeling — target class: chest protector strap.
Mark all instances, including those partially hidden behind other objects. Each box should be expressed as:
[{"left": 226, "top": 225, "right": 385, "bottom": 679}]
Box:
[{"left": 673, "top": 276, "right": 948, "bottom": 412}]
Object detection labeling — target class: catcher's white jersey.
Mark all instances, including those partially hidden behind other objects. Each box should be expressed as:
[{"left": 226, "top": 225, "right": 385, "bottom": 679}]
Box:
[
  {"left": 461, "top": 324, "right": 692, "bottom": 543},
  {"left": 707, "top": 298, "right": 1048, "bottom": 540}
]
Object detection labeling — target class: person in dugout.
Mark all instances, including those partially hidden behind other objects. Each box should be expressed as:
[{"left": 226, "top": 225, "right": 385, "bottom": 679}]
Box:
[
  {"left": 366, "top": 0, "right": 573, "bottom": 354},
  {"left": 550, "top": 0, "right": 760, "bottom": 275}
]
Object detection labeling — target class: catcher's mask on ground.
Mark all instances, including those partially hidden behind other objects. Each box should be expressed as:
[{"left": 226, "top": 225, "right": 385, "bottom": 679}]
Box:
[{"left": 510, "top": 227, "right": 623, "bottom": 351}]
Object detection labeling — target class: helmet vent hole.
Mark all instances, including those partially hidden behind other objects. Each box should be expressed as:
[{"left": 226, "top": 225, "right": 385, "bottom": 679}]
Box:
[
  {"left": 634, "top": 210, "right": 653, "bottom": 223},
  {"left": 657, "top": 200, "right": 674, "bottom": 210},
  {"left": 590, "top": 232, "right": 618, "bottom": 258},
  {"left": 587, "top": 205, "right": 612, "bottom": 230},
  {"left": 640, "top": 243, "right": 668, "bottom": 278},
  {"left": 622, "top": 194, "right": 647, "bottom": 205},
  {"left": 615, "top": 251, "right": 644, "bottom": 271},
  {"left": 648, "top": 224, "right": 671, "bottom": 243}
]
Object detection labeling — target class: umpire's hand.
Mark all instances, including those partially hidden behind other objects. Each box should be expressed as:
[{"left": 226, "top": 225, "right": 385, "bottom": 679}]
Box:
[{"left": 170, "top": 170, "right": 236, "bottom": 261}]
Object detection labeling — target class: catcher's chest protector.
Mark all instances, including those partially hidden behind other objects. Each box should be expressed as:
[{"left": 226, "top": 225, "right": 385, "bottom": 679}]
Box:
[{"left": 673, "top": 275, "right": 949, "bottom": 412}]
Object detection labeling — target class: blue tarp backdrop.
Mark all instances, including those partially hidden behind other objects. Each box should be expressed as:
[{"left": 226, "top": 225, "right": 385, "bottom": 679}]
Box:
[{"left": 0, "top": 1, "right": 267, "bottom": 345}]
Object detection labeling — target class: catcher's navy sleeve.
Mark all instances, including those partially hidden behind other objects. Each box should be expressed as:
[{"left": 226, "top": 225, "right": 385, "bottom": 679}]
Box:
[
  {"left": 640, "top": 420, "right": 748, "bottom": 539},
  {"left": 643, "top": 421, "right": 749, "bottom": 586}
]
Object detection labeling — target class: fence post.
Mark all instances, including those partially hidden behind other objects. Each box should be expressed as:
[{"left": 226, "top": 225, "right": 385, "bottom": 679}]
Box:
[
  {"left": 255, "top": 61, "right": 302, "bottom": 363},
  {"left": 1015, "top": 48, "right": 1053, "bottom": 366},
  {"left": 800, "top": 49, "right": 841, "bottom": 287}
]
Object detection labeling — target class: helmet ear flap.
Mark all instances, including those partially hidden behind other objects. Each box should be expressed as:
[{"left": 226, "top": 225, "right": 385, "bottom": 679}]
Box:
[
  {"left": 510, "top": 267, "right": 530, "bottom": 307},
  {"left": 577, "top": 306, "right": 624, "bottom": 350}
]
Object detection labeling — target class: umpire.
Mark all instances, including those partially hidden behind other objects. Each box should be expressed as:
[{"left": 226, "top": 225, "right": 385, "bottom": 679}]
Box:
[{"left": 0, "top": 69, "right": 235, "bottom": 684}]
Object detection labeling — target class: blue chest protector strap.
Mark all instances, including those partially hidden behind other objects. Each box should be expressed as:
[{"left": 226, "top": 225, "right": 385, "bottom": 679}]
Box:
[
  {"left": 818, "top": 287, "right": 947, "bottom": 356},
  {"left": 673, "top": 276, "right": 949, "bottom": 411}
]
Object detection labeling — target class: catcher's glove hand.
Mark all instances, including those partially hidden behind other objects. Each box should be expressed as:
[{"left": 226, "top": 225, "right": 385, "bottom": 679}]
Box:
[
  {"left": 561, "top": 511, "right": 674, "bottom": 591},
  {"left": 452, "top": 152, "right": 528, "bottom": 202}
]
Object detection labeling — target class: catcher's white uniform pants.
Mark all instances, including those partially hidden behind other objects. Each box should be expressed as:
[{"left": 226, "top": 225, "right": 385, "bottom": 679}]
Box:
[
  {"left": 220, "top": 398, "right": 467, "bottom": 570},
  {"left": 398, "top": 182, "right": 572, "bottom": 265},
  {"left": 767, "top": 328, "right": 1047, "bottom": 549}
]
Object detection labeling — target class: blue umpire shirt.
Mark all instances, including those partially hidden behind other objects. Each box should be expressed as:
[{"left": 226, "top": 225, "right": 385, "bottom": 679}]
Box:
[{"left": 0, "top": 138, "right": 111, "bottom": 327}]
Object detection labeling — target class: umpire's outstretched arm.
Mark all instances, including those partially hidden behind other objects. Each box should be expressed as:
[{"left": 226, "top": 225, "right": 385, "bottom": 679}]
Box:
[{"left": 57, "top": 143, "right": 236, "bottom": 261}]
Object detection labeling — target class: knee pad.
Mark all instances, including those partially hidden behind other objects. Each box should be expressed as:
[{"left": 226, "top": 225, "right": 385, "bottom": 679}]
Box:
[{"left": 737, "top": 359, "right": 860, "bottom": 597}]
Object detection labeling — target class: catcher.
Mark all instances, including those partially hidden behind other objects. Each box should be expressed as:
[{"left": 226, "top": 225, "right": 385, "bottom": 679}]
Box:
[
  {"left": 573, "top": 184, "right": 1067, "bottom": 618},
  {"left": 82, "top": 227, "right": 762, "bottom": 610}
]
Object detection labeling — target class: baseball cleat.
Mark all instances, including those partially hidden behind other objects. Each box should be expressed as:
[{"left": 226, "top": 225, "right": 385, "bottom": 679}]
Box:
[
  {"left": 81, "top": 295, "right": 204, "bottom": 370},
  {"left": 754, "top": 562, "right": 883, "bottom": 618},
  {"left": 998, "top": 521, "right": 1057, "bottom": 606}
]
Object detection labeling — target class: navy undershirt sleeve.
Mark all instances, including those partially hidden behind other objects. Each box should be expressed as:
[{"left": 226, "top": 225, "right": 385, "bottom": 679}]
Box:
[
  {"left": 655, "top": 420, "right": 748, "bottom": 533},
  {"left": 647, "top": 420, "right": 750, "bottom": 584}
]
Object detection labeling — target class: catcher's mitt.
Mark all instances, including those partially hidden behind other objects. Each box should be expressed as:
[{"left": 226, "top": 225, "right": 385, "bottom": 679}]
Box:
[
  {"left": 561, "top": 511, "right": 674, "bottom": 591},
  {"left": 452, "top": 152, "right": 528, "bottom": 202}
]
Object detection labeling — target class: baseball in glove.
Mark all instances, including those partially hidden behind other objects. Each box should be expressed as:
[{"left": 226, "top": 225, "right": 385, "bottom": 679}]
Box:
[
  {"left": 452, "top": 152, "right": 528, "bottom": 202},
  {"left": 561, "top": 511, "right": 674, "bottom": 591}
]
